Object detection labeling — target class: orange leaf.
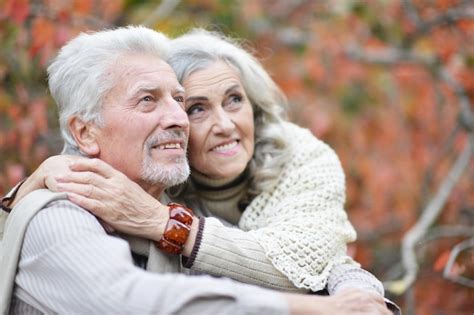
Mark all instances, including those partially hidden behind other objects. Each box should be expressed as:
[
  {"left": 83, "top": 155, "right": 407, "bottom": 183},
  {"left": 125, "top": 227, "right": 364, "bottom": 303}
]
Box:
[
  {"left": 74, "top": 0, "right": 93, "bottom": 15},
  {"left": 433, "top": 249, "right": 451, "bottom": 272}
]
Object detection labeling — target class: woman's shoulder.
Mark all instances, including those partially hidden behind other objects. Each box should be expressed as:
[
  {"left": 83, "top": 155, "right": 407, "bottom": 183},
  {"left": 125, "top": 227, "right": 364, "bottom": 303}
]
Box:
[{"left": 280, "top": 121, "right": 335, "bottom": 157}]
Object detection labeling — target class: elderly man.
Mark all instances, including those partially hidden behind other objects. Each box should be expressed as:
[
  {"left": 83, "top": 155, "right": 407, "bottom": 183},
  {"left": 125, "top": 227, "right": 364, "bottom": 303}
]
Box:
[{"left": 0, "top": 26, "right": 391, "bottom": 314}]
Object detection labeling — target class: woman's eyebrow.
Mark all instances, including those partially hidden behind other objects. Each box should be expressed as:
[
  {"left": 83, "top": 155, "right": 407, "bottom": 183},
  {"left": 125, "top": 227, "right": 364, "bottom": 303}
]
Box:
[
  {"left": 185, "top": 95, "right": 208, "bottom": 102},
  {"left": 225, "top": 84, "right": 240, "bottom": 94}
]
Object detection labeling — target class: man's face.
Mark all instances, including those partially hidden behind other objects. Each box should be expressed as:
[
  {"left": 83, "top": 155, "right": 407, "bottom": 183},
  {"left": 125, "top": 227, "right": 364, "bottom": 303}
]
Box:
[{"left": 95, "top": 53, "right": 190, "bottom": 192}]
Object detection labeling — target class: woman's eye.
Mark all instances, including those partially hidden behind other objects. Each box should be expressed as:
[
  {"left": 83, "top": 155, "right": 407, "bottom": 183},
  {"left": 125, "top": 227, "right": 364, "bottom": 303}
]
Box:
[
  {"left": 225, "top": 94, "right": 243, "bottom": 109},
  {"left": 174, "top": 95, "right": 184, "bottom": 103},
  {"left": 186, "top": 104, "right": 204, "bottom": 116},
  {"left": 230, "top": 95, "right": 242, "bottom": 103}
]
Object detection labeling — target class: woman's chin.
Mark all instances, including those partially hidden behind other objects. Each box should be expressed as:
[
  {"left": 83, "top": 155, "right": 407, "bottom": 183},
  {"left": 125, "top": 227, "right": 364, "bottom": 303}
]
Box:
[{"left": 207, "top": 165, "right": 247, "bottom": 180}]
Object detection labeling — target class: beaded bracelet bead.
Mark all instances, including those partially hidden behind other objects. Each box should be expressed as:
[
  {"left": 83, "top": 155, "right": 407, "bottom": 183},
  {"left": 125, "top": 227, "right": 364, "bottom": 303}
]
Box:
[{"left": 156, "top": 202, "right": 194, "bottom": 255}]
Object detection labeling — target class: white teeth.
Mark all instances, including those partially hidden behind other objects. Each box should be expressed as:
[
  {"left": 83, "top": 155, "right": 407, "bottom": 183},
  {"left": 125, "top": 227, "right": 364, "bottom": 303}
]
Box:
[
  {"left": 213, "top": 141, "right": 237, "bottom": 152},
  {"left": 157, "top": 143, "right": 181, "bottom": 150}
]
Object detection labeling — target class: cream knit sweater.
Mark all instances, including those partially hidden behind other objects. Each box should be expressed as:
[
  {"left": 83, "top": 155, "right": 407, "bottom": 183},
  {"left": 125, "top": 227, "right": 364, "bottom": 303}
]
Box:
[{"left": 183, "top": 122, "right": 369, "bottom": 292}]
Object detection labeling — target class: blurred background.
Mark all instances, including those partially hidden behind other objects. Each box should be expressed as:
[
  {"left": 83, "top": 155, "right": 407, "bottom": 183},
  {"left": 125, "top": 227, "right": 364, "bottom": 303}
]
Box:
[{"left": 0, "top": 0, "right": 473, "bottom": 313}]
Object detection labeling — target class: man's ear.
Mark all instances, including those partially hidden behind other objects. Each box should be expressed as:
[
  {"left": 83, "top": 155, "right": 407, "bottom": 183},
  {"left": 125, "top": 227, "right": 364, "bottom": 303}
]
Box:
[{"left": 68, "top": 116, "right": 100, "bottom": 156}]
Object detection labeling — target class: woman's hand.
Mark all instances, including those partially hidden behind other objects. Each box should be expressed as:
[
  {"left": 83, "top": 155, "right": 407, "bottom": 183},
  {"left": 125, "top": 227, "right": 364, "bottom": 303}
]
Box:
[
  {"left": 327, "top": 288, "right": 391, "bottom": 315},
  {"left": 54, "top": 158, "right": 169, "bottom": 241},
  {"left": 285, "top": 288, "right": 391, "bottom": 315},
  {"left": 10, "top": 155, "right": 83, "bottom": 208}
]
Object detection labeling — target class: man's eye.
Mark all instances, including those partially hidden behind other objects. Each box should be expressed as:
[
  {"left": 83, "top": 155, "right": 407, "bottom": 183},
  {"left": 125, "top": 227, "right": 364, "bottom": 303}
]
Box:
[
  {"left": 175, "top": 95, "right": 185, "bottom": 103},
  {"left": 142, "top": 96, "right": 154, "bottom": 102}
]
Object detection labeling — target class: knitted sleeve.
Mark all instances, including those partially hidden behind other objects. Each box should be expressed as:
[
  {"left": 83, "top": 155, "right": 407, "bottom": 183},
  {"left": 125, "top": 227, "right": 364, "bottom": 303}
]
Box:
[
  {"left": 188, "top": 216, "right": 306, "bottom": 292},
  {"left": 239, "top": 122, "right": 358, "bottom": 291},
  {"left": 189, "top": 217, "right": 385, "bottom": 296}
]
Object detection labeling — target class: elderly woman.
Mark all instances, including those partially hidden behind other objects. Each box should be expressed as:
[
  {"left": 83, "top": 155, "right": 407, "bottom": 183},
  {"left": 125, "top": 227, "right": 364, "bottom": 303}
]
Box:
[{"left": 3, "top": 29, "right": 396, "bottom": 312}]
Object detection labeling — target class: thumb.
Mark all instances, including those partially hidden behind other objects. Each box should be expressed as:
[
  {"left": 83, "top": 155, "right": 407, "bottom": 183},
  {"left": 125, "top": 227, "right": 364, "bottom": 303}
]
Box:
[{"left": 44, "top": 176, "right": 60, "bottom": 192}]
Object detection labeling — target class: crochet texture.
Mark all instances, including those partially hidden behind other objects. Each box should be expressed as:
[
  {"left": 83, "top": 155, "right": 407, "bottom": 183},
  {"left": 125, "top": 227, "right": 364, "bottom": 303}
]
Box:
[{"left": 239, "top": 122, "right": 357, "bottom": 291}]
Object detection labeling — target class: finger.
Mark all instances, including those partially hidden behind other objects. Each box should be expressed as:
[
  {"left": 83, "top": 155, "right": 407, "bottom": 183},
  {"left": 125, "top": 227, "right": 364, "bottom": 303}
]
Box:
[
  {"left": 57, "top": 181, "right": 106, "bottom": 201},
  {"left": 67, "top": 192, "right": 106, "bottom": 216},
  {"left": 55, "top": 170, "right": 109, "bottom": 188},
  {"left": 69, "top": 158, "right": 123, "bottom": 179},
  {"left": 44, "top": 175, "right": 60, "bottom": 192}
]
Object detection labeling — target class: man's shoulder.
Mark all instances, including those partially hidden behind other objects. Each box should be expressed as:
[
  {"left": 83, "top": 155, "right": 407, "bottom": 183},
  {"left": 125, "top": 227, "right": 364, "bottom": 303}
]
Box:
[
  {"left": 23, "top": 192, "right": 107, "bottom": 252},
  {"left": 6, "top": 189, "right": 101, "bottom": 241},
  {"left": 2, "top": 190, "right": 68, "bottom": 240},
  {"left": 13, "top": 189, "right": 68, "bottom": 213},
  {"left": 31, "top": 196, "right": 101, "bottom": 231}
]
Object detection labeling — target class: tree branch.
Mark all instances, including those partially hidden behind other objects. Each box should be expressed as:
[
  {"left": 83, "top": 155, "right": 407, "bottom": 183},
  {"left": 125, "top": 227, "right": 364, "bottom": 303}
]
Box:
[
  {"left": 346, "top": 45, "right": 436, "bottom": 66},
  {"left": 421, "top": 225, "right": 474, "bottom": 244},
  {"left": 143, "top": 0, "right": 181, "bottom": 27},
  {"left": 415, "top": 5, "right": 474, "bottom": 37},
  {"left": 385, "top": 134, "right": 474, "bottom": 294},
  {"left": 443, "top": 238, "right": 474, "bottom": 287},
  {"left": 402, "top": 0, "right": 423, "bottom": 29},
  {"left": 437, "top": 68, "right": 474, "bottom": 131},
  {"left": 403, "top": 0, "right": 474, "bottom": 41}
]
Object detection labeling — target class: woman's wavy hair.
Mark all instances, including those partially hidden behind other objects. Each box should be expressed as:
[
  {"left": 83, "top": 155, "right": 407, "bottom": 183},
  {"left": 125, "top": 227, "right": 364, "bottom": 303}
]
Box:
[{"left": 168, "top": 29, "right": 290, "bottom": 200}]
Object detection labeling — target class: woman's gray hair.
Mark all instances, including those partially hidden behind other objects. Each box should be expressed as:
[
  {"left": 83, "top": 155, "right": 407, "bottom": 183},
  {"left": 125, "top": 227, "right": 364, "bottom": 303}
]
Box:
[
  {"left": 168, "top": 29, "right": 290, "bottom": 199},
  {"left": 48, "top": 26, "right": 170, "bottom": 155}
]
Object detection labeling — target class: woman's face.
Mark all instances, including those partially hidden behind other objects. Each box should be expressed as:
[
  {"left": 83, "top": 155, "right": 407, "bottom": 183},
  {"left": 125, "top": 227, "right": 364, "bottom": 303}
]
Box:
[{"left": 183, "top": 61, "right": 255, "bottom": 180}]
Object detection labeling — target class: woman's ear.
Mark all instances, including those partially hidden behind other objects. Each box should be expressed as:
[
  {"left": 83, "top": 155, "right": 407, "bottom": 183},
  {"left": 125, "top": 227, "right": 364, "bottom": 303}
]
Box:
[{"left": 68, "top": 116, "right": 100, "bottom": 156}]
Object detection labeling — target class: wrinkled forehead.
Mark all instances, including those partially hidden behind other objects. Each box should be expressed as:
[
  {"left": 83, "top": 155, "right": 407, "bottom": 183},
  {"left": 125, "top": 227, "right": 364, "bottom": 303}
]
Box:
[
  {"left": 113, "top": 53, "right": 177, "bottom": 79},
  {"left": 183, "top": 60, "right": 242, "bottom": 88},
  {"left": 106, "top": 53, "right": 183, "bottom": 95}
]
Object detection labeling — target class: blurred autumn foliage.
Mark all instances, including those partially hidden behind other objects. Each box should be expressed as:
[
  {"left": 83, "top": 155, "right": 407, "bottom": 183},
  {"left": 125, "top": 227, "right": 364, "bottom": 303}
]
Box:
[{"left": 1, "top": 0, "right": 473, "bottom": 314}]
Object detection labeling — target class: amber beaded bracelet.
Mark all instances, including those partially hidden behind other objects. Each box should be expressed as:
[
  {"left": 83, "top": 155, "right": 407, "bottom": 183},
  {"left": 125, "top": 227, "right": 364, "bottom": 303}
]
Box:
[{"left": 156, "top": 202, "right": 194, "bottom": 255}]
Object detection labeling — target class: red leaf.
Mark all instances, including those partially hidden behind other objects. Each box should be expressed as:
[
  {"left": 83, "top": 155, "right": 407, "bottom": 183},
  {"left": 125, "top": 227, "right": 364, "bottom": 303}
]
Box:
[
  {"left": 3, "top": 0, "right": 30, "bottom": 24},
  {"left": 433, "top": 250, "right": 451, "bottom": 272}
]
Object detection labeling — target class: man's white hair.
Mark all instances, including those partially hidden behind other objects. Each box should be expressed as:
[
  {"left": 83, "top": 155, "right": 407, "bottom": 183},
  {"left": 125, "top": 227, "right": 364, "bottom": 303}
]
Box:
[{"left": 48, "top": 26, "right": 171, "bottom": 155}]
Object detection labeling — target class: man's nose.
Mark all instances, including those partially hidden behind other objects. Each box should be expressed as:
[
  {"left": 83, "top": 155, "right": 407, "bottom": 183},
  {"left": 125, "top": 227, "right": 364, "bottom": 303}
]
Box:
[{"left": 160, "top": 98, "right": 189, "bottom": 130}]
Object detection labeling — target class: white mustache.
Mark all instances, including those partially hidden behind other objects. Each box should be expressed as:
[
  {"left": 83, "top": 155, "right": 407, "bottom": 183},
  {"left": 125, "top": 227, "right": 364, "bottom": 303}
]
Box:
[{"left": 145, "top": 130, "right": 187, "bottom": 151}]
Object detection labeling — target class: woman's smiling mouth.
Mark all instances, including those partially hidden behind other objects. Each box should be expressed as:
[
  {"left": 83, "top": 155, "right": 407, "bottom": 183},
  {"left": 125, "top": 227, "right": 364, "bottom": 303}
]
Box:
[{"left": 211, "top": 140, "right": 240, "bottom": 155}]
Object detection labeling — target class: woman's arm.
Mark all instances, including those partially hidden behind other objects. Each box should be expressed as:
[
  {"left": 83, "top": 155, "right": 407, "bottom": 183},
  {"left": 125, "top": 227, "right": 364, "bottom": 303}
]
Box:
[
  {"left": 43, "top": 158, "right": 296, "bottom": 290},
  {"left": 14, "top": 200, "right": 292, "bottom": 315},
  {"left": 44, "top": 138, "right": 392, "bottom": 304},
  {"left": 3, "top": 155, "right": 82, "bottom": 209}
]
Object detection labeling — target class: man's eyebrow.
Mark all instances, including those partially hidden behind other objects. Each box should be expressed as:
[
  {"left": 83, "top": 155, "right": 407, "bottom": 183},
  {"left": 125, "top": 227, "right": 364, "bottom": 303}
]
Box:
[
  {"left": 129, "top": 85, "right": 185, "bottom": 97},
  {"left": 129, "top": 86, "right": 156, "bottom": 97},
  {"left": 175, "top": 86, "right": 185, "bottom": 94}
]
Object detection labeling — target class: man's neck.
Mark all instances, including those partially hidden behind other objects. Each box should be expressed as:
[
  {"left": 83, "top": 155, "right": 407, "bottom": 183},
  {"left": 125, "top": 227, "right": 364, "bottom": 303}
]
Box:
[{"left": 141, "top": 182, "right": 165, "bottom": 200}]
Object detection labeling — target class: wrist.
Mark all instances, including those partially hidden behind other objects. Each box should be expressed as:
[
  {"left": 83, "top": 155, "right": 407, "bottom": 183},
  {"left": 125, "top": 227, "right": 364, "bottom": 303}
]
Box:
[
  {"left": 7, "top": 178, "right": 29, "bottom": 209},
  {"left": 155, "top": 202, "right": 194, "bottom": 255},
  {"left": 147, "top": 202, "right": 169, "bottom": 242},
  {"left": 182, "top": 217, "right": 199, "bottom": 257},
  {"left": 284, "top": 293, "right": 326, "bottom": 315}
]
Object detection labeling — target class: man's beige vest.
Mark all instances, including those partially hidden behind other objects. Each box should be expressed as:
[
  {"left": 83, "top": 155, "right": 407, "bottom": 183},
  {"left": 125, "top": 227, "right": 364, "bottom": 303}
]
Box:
[
  {"left": 0, "top": 189, "right": 181, "bottom": 313},
  {"left": 0, "top": 189, "right": 67, "bottom": 314}
]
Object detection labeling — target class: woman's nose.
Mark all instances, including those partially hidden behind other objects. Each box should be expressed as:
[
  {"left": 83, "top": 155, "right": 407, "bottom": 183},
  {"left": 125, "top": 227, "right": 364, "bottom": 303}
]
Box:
[{"left": 212, "top": 109, "right": 235, "bottom": 135}]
